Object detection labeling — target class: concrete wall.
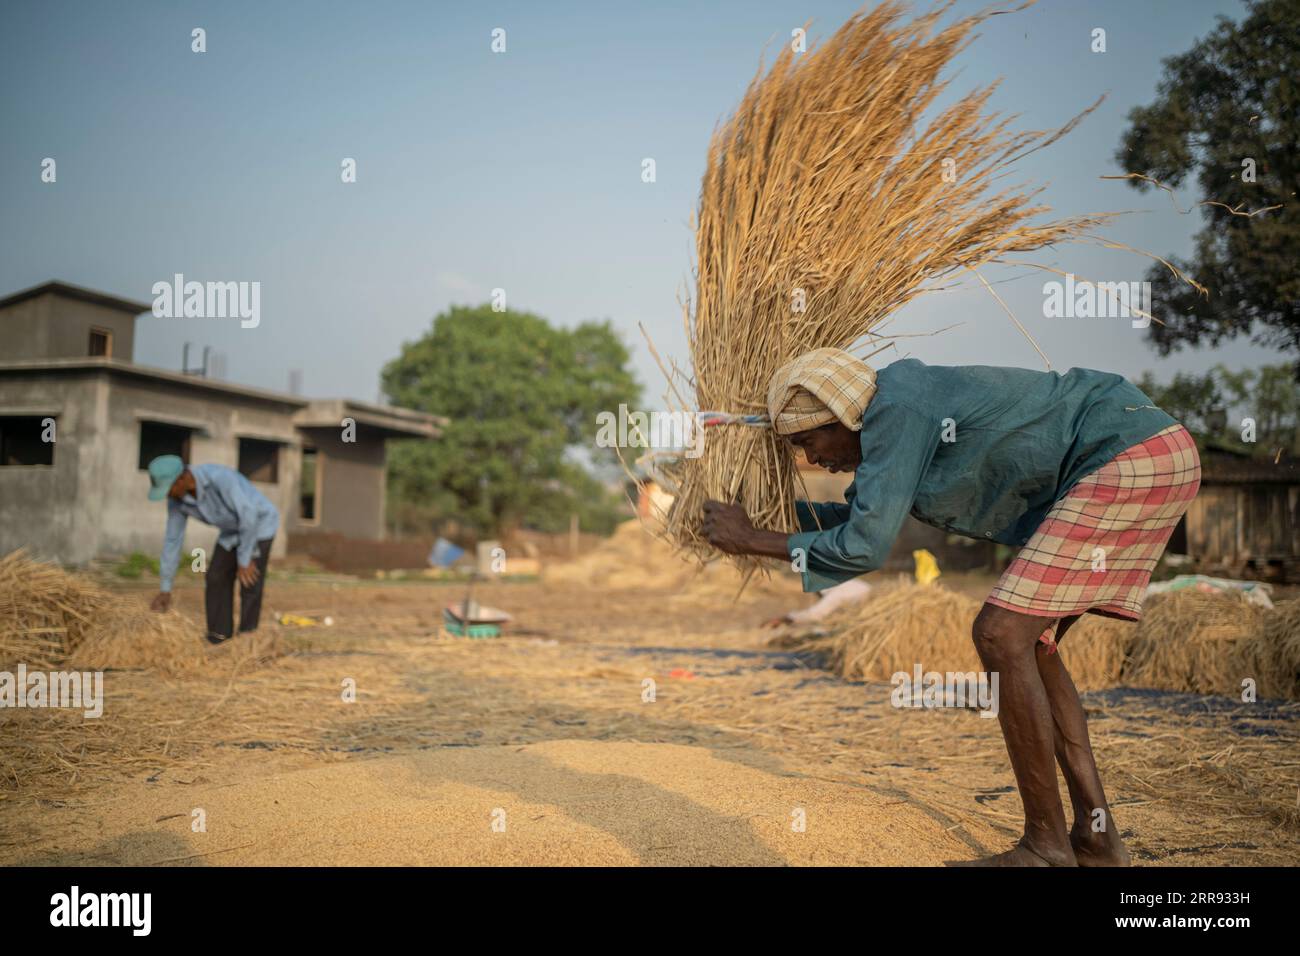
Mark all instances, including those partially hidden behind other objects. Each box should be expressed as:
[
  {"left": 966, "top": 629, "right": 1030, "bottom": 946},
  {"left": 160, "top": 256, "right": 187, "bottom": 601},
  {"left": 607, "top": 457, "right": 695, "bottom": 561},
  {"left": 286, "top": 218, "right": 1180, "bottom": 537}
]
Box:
[
  {"left": 0, "top": 368, "right": 100, "bottom": 563},
  {"left": 297, "top": 425, "right": 388, "bottom": 540},
  {"left": 99, "top": 373, "right": 300, "bottom": 562},
  {"left": 0, "top": 368, "right": 302, "bottom": 565},
  {"left": 0, "top": 295, "right": 51, "bottom": 360},
  {"left": 0, "top": 292, "right": 138, "bottom": 362},
  {"left": 1, "top": 367, "right": 406, "bottom": 566}
]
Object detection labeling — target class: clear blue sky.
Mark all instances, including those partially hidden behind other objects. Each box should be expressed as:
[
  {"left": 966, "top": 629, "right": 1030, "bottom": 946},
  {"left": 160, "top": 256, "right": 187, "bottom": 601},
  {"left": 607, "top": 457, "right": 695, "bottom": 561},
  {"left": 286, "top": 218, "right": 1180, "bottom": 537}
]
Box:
[{"left": 0, "top": 0, "right": 1281, "bottom": 406}]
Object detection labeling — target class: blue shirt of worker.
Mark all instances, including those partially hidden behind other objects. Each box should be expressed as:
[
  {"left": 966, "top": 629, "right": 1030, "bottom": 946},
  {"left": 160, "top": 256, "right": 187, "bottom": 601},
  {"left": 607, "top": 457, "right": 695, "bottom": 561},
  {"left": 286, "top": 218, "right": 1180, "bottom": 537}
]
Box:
[
  {"left": 786, "top": 359, "right": 1177, "bottom": 593},
  {"left": 160, "top": 463, "right": 280, "bottom": 592}
]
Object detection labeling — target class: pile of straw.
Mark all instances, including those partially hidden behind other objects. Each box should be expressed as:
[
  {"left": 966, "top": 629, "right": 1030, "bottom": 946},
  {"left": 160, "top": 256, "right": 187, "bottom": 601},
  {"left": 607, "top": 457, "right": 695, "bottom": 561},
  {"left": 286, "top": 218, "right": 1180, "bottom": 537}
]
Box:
[
  {"left": 792, "top": 579, "right": 982, "bottom": 682},
  {"left": 0, "top": 549, "right": 226, "bottom": 677},
  {"left": 0, "top": 549, "right": 112, "bottom": 669},
  {"left": 1055, "top": 613, "right": 1132, "bottom": 691},
  {"left": 665, "top": 1, "right": 1108, "bottom": 567},
  {"left": 1259, "top": 600, "right": 1300, "bottom": 699},
  {"left": 779, "top": 581, "right": 1300, "bottom": 698},
  {"left": 545, "top": 520, "right": 798, "bottom": 601},
  {"left": 771, "top": 580, "right": 1133, "bottom": 689},
  {"left": 1126, "top": 590, "right": 1270, "bottom": 697}
]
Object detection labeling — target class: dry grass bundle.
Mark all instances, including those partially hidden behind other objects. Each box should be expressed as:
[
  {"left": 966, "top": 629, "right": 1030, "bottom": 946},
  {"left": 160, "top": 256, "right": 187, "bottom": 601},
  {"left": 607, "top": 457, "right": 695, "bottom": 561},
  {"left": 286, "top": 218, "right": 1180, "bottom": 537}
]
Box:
[
  {"left": 665, "top": 0, "right": 1110, "bottom": 567},
  {"left": 1218, "top": 597, "right": 1300, "bottom": 701},
  {"left": 545, "top": 519, "right": 800, "bottom": 601},
  {"left": 545, "top": 520, "right": 681, "bottom": 589},
  {"left": 1056, "top": 614, "right": 1132, "bottom": 691},
  {"left": 792, "top": 584, "right": 1298, "bottom": 698},
  {"left": 0, "top": 549, "right": 248, "bottom": 678},
  {"left": 1125, "top": 590, "right": 1266, "bottom": 696},
  {"left": 1259, "top": 599, "right": 1300, "bottom": 698},
  {"left": 788, "top": 580, "right": 982, "bottom": 681},
  {"left": 777, "top": 581, "right": 1249, "bottom": 694},
  {"left": 0, "top": 549, "right": 112, "bottom": 668},
  {"left": 68, "top": 614, "right": 203, "bottom": 677},
  {"left": 776, "top": 580, "right": 1138, "bottom": 687},
  {"left": 73, "top": 619, "right": 281, "bottom": 677}
]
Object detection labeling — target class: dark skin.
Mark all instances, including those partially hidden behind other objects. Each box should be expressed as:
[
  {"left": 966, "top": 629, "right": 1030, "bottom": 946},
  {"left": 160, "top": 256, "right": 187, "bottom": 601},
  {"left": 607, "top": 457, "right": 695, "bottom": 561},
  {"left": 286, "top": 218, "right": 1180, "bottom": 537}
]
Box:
[
  {"left": 701, "top": 421, "right": 862, "bottom": 559},
  {"left": 149, "top": 469, "right": 260, "bottom": 613},
  {"left": 702, "top": 420, "right": 1131, "bottom": 867}
]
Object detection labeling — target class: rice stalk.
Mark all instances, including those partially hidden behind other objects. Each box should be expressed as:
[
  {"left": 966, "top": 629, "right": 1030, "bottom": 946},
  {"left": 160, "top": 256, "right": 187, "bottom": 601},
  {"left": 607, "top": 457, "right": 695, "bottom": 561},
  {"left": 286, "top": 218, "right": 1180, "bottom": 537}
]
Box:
[{"left": 665, "top": 1, "right": 1116, "bottom": 567}]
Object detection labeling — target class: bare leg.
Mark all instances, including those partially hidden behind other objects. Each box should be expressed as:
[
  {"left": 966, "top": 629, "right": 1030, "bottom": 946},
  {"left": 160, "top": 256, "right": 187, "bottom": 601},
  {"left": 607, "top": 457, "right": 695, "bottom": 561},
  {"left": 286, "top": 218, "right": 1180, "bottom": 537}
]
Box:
[
  {"left": 953, "top": 604, "right": 1077, "bottom": 866},
  {"left": 1037, "top": 616, "right": 1131, "bottom": 866}
]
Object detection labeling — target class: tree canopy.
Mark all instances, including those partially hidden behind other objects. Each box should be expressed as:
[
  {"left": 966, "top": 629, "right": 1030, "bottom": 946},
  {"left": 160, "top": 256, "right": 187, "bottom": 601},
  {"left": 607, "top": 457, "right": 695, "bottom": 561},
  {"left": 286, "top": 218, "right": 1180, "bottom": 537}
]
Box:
[
  {"left": 381, "top": 304, "right": 641, "bottom": 537},
  {"left": 1136, "top": 363, "right": 1299, "bottom": 456},
  {"left": 1117, "top": 0, "right": 1299, "bottom": 366}
]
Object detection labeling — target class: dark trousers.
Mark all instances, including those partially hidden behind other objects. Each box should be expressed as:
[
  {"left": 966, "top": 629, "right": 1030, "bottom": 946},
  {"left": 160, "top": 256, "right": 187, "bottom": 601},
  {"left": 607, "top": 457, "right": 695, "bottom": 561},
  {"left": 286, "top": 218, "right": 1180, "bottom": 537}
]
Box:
[{"left": 206, "top": 537, "right": 274, "bottom": 639}]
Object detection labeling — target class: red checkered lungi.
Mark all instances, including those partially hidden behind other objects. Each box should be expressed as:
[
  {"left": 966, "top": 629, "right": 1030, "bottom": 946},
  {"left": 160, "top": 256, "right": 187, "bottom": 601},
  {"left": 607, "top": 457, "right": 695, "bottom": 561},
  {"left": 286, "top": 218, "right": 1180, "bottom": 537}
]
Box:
[{"left": 986, "top": 424, "right": 1201, "bottom": 648}]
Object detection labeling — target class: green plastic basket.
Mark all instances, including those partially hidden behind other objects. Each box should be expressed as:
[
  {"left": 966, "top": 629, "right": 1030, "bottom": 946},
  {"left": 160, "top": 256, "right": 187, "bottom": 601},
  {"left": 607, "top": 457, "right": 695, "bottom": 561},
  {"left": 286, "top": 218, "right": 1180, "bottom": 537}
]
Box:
[{"left": 442, "top": 609, "right": 500, "bottom": 639}]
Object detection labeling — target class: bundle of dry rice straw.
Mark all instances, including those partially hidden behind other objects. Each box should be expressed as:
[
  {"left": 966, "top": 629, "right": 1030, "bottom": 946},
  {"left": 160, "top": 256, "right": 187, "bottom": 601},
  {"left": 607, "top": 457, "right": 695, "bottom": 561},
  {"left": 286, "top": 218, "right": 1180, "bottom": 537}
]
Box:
[
  {"left": 661, "top": 1, "right": 1164, "bottom": 568},
  {"left": 0, "top": 549, "right": 276, "bottom": 677},
  {"left": 777, "top": 581, "right": 1300, "bottom": 698}
]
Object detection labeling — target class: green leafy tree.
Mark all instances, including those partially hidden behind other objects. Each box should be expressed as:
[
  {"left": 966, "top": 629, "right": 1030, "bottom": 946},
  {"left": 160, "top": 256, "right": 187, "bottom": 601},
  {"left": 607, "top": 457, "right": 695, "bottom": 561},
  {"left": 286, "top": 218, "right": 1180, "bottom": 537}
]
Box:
[
  {"left": 1137, "top": 363, "right": 1300, "bottom": 454},
  {"left": 381, "top": 304, "right": 641, "bottom": 537},
  {"left": 1136, "top": 369, "right": 1225, "bottom": 436},
  {"left": 1216, "top": 363, "right": 1300, "bottom": 452},
  {"left": 1117, "top": 0, "right": 1300, "bottom": 365}
]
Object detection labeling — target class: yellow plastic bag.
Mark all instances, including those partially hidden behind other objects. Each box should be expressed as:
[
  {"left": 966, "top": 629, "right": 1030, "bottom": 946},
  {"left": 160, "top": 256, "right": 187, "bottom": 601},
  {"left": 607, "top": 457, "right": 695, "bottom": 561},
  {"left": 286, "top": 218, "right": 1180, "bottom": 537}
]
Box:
[
  {"left": 912, "top": 549, "right": 940, "bottom": 586},
  {"left": 279, "top": 613, "right": 321, "bottom": 627}
]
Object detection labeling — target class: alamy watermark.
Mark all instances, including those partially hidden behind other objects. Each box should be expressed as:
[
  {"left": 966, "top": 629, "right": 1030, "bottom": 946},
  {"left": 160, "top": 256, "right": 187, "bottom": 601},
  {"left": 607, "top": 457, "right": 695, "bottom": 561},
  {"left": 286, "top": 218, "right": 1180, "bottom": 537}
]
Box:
[
  {"left": 0, "top": 665, "right": 103, "bottom": 718},
  {"left": 152, "top": 273, "right": 260, "bottom": 328},
  {"left": 891, "top": 663, "right": 999, "bottom": 718},
  {"left": 595, "top": 405, "right": 705, "bottom": 458},
  {"left": 1042, "top": 273, "right": 1151, "bottom": 328},
  {"left": 50, "top": 886, "right": 150, "bottom": 936}
]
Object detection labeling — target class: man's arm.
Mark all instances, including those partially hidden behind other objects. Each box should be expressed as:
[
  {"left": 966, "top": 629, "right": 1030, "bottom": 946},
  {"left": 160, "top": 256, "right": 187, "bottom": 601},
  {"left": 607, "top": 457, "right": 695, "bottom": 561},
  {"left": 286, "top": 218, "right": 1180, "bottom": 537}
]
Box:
[
  {"left": 152, "top": 500, "right": 187, "bottom": 610},
  {"left": 701, "top": 504, "right": 792, "bottom": 560},
  {"left": 787, "top": 401, "right": 940, "bottom": 591},
  {"left": 795, "top": 498, "right": 853, "bottom": 531},
  {"left": 159, "top": 500, "right": 187, "bottom": 591},
  {"left": 702, "top": 495, "right": 857, "bottom": 560},
  {"left": 701, "top": 402, "right": 938, "bottom": 584}
]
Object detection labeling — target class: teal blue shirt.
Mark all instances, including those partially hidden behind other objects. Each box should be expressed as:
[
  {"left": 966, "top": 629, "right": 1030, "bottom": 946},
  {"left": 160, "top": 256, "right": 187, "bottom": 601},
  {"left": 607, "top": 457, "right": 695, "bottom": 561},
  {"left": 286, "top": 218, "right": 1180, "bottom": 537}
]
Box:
[{"left": 786, "top": 359, "right": 1176, "bottom": 593}]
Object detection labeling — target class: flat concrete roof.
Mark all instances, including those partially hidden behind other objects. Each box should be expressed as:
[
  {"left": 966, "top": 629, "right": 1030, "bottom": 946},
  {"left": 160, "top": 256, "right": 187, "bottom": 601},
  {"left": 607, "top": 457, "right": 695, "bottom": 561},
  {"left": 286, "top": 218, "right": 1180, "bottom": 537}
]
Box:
[
  {"left": 0, "top": 357, "right": 442, "bottom": 438},
  {"left": 0, "top": 280, "right": 153, "bottom": 316},
  {"left": 296, "top": 398, "right": 444, "bottom": 438}
]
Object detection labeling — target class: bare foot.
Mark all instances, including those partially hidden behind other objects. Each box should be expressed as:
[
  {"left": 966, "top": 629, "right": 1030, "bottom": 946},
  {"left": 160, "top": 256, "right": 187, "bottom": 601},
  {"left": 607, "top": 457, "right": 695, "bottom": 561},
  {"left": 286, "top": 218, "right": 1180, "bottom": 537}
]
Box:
[
  {"left": 1071, "top": 828, "right": 1132, "bottom": 867},
  {"left": 949, "top": 839, "right": 1076, "bottom": 867}
]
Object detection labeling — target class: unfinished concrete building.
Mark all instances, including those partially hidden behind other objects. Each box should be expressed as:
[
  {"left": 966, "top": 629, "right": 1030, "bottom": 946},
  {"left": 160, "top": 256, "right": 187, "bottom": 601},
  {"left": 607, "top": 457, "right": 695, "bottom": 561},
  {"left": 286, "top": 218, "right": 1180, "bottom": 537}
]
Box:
[{"left": 0, "top": 280, "right": 440, "bottom": 565}]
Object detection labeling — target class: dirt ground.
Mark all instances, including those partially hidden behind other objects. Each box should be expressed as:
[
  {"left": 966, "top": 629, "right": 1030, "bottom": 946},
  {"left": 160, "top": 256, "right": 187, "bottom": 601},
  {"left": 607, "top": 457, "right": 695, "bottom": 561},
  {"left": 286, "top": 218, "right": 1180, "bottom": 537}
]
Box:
[{"left": 2, "top": 570, "right": 1297, "bottom": 866}]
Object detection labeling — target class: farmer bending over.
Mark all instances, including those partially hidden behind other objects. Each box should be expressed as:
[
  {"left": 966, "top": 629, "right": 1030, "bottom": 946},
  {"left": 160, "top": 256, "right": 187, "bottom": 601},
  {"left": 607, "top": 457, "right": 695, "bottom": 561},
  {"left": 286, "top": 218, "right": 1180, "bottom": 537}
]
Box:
[
  {"left": 146, "top": 455, "right": 280, "bottom": 645},
  {"left": 701, "top": 348, "right": 1200, "bottom": 867}
]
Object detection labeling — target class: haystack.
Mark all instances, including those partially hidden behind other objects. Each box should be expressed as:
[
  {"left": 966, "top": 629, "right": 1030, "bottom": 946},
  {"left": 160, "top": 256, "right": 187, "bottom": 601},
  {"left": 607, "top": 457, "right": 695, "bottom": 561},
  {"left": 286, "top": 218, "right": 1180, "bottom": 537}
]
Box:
[
  {"left": 779, "top": 580, "right": 1300, "bottom": 699},
  {"left": 0, "top": 549, "right": 112, "bottom": 669},
  {"left": 0, "top": 549, "right": 226, "bottom": 677},
  {"left": 545, "top": 520, "right": 799, "bottom": 601},
  {"left": 1125, "top": 590, "right": 1273, "bottom": 697},
  {"left": 664, "top": 1, "right": 1118, "bottom": 568},
  {"left": 1056, "top": 613, "right": 1132, "bottom": 691},
  {"left": 786, "top": 580, "right": 980, "bottom": 682},
  {"left": 775, "top": 580, "right": 1129, "bottom": 690},
  {"left": 1256, "top": 600, "right": 1300, "bottom": 699}
]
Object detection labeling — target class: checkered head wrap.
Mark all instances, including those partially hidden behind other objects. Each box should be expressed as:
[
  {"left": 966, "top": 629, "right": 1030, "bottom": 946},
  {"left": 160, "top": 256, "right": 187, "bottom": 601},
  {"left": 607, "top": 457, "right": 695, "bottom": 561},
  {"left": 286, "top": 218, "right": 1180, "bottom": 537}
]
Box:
[{"left": 766, "top": 348, "right": 877, "bottom": 435}]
